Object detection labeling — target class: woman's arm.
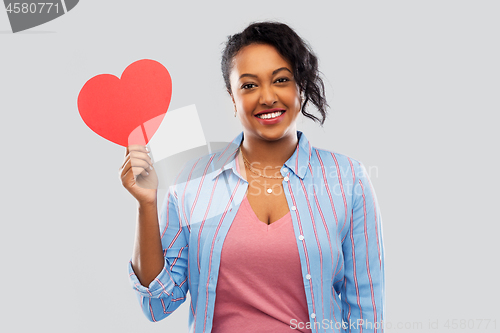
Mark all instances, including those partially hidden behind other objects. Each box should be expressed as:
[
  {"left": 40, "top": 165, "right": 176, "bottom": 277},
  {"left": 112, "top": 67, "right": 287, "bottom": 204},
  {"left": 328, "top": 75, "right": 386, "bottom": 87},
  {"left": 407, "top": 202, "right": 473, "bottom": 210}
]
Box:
[
  {"left": 131, "top": 199, "right": 164, "bottom": 287},
  {"left": 341, "top": 160, "right": 385, "bottom": 332},
  {"left": 127, "top": 186, "right": 189, "bottom": 322},
  {"left": 120, "top": 145, "right": 189, "bottom": 322}
]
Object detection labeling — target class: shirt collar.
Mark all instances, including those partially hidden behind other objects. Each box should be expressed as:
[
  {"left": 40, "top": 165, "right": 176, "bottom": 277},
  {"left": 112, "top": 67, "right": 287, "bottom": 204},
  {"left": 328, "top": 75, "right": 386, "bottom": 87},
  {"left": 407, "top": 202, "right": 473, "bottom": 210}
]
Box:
[{"left": 211, "top": 130, "right": 312, "bottom": 180}]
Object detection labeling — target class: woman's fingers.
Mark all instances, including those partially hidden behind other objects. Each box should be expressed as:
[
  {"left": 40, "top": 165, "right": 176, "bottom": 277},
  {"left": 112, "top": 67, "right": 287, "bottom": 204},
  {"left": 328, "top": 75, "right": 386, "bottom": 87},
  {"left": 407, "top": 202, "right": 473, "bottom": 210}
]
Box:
[
  {"left": 121, "top": 164, "right": 134, "bottom": 183},
  {"left": 120, "top": 151, "right": 151, "bottom": 171},
  {"left": 128, "top": 144, "right": 150, "bottom": 158},
  {"left": 121, "top": 146, "right": 153, "bottom": 171},
  {"left": 124, "top": 145, "right": 152, "bottom": 165},
  {"left": 119, "top": 156, "right": 133, "bottom": 183},
  {"left": 133, "top": 166, "right": 151, "bottom": 177},
  {"left": 130, "top": 150, "right": 153, "bottom": 168},
  {"left": 120, "top": 155, "right": 153, "bottom": 182},
  {"left": 128, "top": 144, "right": 149, "bottom": 152},
  {"left": 131, "top": 156, "right": 153, "bottom": 176},
  {"left": 120, "top": 145, "right": 159, "bottom": 196},
  {"left": 120, "top": 152, "right": 131, "bottom": 170}
]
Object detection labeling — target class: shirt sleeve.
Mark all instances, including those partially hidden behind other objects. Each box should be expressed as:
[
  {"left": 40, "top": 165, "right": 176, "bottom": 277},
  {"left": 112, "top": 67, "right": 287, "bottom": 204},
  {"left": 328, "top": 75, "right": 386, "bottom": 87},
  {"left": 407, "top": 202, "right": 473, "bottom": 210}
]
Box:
[
  {"left": 128, "top": 185, "right": 189, "bottom": 322},
  {"left": 341, "top": 161, "right": 385, "bottom": 332}
]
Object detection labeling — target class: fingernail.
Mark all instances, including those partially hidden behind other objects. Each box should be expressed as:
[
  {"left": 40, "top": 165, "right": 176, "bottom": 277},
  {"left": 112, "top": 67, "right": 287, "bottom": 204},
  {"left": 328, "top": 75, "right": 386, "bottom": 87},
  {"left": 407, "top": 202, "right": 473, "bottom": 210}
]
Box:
[
  {"left": 149, "top": 165, "right": 153, "bottom": 170},
  {"left": 145, "top": 171, "right": 149, "bottom": 176},
  {"left": 145, "top": 146, "right": 149, "bottom": 152}
]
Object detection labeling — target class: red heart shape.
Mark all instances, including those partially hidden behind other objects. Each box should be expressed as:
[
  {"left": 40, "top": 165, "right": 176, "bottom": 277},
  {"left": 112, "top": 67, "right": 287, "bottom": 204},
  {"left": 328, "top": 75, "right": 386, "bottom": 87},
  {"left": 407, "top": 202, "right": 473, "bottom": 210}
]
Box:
[{"left": 78, "top": 59, "right": 172, "bottom": 146}]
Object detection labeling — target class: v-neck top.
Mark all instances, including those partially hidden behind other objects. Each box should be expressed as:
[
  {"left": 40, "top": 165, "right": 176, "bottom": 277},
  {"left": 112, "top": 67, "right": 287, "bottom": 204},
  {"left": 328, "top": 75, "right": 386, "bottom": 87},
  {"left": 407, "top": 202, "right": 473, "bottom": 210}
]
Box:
[{"left": 211, "top": 195, "right": 312, "bottom": 332}]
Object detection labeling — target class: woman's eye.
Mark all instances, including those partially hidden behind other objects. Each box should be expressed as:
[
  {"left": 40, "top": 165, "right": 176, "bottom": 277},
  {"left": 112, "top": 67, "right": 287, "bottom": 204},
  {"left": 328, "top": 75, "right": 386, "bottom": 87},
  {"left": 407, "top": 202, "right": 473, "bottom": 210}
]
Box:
[
  {"left": 275, "top": 77, "right": 290, "bottom": 83},
  {"left": 242, "top": 83, "right": 256, "bottom": 89}
]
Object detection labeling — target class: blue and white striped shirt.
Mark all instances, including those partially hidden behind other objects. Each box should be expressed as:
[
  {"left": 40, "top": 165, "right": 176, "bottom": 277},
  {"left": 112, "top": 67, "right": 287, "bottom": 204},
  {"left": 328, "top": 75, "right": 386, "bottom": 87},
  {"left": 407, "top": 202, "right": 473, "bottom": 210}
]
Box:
[{"left": 128, "top": 130, "right": 385, "bottom": 333}]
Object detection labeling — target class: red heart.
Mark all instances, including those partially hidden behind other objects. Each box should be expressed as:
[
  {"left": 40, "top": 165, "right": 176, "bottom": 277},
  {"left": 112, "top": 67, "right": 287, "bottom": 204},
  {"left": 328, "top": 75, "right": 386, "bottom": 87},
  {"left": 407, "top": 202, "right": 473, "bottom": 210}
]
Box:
[{"left": 78, "top": 59, "right": 172, "bottom": 146}]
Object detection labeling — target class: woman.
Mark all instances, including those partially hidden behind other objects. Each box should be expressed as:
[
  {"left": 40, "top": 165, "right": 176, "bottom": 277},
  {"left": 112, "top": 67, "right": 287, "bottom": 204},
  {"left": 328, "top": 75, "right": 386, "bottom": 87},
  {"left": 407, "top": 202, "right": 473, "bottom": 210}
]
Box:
[{"left": 120, "top": 21, "right": 385, "bottom": 333}]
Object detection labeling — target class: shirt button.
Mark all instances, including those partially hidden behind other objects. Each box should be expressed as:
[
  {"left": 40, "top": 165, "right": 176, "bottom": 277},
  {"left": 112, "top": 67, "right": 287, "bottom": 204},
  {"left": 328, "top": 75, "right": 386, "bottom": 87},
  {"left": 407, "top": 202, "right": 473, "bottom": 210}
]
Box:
[
  {"left": 310, "top": 313, "right": 316, "bottom": 319},
  {"left": 284, "top": 176, "right": 289, "bottom": 182},
  {"left": 298, "top": 235, "right": 304, "bottom": 241},
  {"left": 306, "top": 274, "right": 311, "bottom": 280},
  {"left": 291, "top": 206, "right": 296, "bottom": 211},
  {"left": 282, "top": 168, "right": 288, "bottom": 173}
]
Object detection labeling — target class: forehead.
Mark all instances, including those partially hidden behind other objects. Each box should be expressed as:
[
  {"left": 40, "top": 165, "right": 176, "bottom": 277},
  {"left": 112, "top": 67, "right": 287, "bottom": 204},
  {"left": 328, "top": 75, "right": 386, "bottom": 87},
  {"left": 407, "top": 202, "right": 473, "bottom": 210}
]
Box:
[{"left": 230, "top": 43, "right": 292, "bottom": 77}]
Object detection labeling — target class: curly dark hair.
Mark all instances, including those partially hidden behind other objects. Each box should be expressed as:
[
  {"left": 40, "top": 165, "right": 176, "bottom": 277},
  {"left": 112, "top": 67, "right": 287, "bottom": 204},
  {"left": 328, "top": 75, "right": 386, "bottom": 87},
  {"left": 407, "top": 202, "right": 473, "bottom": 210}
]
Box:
[{"left": 221, "top": 21, "right": 329, "bottom": 126}]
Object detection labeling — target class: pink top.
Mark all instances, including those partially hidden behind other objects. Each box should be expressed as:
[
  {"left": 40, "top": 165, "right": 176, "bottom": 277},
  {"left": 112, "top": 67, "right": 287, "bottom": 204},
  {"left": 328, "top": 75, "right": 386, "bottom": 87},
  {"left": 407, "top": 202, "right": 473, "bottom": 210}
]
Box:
[{"left": 212, "top": 151, "right": 311, "bottom": 332}]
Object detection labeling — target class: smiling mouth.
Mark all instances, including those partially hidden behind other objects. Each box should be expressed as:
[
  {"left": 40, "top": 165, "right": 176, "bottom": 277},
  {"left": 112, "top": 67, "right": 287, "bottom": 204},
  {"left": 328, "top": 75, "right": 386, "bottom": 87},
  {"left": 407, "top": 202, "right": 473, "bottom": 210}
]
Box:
[{"left": 255, "top": 110, "right": 286, "bottom": 119}]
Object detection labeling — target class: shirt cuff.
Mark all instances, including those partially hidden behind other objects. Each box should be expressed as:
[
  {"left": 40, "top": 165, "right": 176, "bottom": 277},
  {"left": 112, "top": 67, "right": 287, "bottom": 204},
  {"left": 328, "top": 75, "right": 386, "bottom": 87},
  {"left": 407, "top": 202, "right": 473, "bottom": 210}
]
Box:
[{"left": 128, "top": 259, "right": 176, "bottom": 298}]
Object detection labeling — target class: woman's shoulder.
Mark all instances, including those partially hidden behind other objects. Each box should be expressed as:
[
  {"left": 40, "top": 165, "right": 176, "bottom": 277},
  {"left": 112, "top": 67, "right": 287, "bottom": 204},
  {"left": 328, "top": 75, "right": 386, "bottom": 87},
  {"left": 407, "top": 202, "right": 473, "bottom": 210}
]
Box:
[{"left": 310, "top": 145, "right": 362, "bottom": 169}]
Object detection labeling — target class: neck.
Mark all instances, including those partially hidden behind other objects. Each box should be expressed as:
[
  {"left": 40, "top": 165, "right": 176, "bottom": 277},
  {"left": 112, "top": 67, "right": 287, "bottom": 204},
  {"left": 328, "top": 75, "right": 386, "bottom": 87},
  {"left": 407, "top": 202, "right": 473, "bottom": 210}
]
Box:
[{"left": 240, "top": 130, "right": 299, "bottom": 169}]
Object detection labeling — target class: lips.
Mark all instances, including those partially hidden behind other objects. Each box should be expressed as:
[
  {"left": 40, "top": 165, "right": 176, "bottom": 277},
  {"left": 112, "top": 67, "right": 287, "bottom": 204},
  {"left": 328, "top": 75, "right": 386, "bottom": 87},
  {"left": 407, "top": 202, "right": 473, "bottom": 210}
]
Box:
[
  {"left": 254, "top": 108, "right": 286, "bottom": 116},
  {"left": 254, "top": 109, "right": 287, "bottom": 125}
]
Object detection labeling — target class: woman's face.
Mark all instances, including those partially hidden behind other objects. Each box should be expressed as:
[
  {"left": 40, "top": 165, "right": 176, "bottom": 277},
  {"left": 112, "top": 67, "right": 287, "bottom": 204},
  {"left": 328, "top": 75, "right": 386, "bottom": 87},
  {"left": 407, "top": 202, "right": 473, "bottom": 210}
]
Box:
[{"left": 229, "top": 43, "right": 302, "bottom": 143}]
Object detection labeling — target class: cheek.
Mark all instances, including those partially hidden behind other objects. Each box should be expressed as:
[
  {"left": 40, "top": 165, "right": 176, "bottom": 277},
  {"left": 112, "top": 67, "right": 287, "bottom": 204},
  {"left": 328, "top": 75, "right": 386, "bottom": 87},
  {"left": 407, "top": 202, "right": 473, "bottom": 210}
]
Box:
[
  {"left": 236, "top": 93, "right": 258, "bottom": 112},
  {"left": 284, "top": 90, "right": 301, "bottom": 109}
]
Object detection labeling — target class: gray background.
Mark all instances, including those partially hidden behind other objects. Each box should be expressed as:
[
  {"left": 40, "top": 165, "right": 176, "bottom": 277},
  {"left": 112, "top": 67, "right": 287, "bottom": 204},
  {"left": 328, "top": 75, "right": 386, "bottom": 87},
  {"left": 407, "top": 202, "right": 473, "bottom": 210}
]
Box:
[{"left": 1, "top": 1, "right": 499, "bottom": 332}]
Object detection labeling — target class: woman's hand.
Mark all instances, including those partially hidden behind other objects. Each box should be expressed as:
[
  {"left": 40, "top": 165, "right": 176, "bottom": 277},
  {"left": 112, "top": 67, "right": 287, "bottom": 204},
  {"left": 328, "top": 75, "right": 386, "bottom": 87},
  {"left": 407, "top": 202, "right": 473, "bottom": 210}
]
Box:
[
  {"left": 120, "top": 145, "right": 164, "bottom": 287},
  {"left": 119, "top": 145, "right": 158, "bottom": 205}
]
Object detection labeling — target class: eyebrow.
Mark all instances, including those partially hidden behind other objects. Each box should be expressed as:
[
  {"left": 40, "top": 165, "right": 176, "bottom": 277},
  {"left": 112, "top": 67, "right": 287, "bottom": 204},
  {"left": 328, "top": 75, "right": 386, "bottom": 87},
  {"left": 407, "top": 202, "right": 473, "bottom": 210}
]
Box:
[{"left": 238, "top": 67, "right": 292, "bottom": 80}]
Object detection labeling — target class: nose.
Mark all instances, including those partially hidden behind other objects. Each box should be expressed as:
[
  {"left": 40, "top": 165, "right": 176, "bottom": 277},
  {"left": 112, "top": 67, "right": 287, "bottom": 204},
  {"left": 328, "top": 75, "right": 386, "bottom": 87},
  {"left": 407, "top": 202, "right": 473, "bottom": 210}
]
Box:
[{"left": 259, "top": 84, "right": 277, "bottom": 106}]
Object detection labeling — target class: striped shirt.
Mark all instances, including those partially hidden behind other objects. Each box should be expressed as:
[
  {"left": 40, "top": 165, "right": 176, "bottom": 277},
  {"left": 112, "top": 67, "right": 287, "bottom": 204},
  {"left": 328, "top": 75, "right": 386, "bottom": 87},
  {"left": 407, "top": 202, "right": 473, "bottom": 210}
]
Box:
[{"left": 128, "top": 130, "right": 385, "bottom": 333}]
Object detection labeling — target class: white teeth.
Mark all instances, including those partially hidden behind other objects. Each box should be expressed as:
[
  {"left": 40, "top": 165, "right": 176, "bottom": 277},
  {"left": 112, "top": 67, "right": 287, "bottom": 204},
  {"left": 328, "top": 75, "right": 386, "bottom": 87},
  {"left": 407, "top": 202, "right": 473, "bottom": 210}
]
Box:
[{"left": 256, "top": 111, "right": 284, "bottom": 119}]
